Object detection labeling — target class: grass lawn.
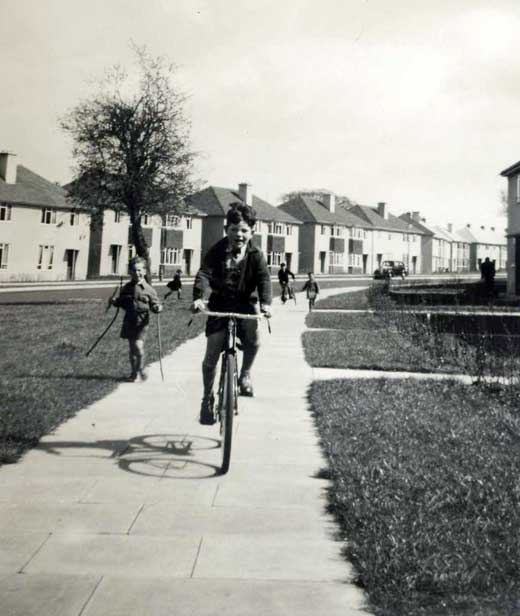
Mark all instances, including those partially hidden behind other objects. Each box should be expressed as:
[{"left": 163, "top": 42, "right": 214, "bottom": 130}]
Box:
[
  {"left": 0, "top": 287, "right": 204, "bottom": 464},
  {"left": 311, "top": 378, "right": 520, "bottom": 616}
]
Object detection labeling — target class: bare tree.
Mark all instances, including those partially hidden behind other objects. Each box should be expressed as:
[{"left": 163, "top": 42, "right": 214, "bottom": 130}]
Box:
[
  {"left": 61, "top": 45, "right": 197, "bottom": 276},
  {"left": 280, "top": 188, "right": 358, "bottom": 207}
]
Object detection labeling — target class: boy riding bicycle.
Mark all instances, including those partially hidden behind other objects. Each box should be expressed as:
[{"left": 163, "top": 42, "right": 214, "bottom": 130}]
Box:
[{"left": 191, "top": 203, "right": 272, "bottom": 425}]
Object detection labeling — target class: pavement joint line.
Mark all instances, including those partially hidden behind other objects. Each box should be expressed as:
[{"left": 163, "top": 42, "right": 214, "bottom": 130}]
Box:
[
  {"left": 190, "top": 537, "right": 204, "bottom": 578},
  {"left": 126, "top": 504, "right": 146, "bottom": 535},
  {"left": 211, "top": 484, "right": 221, "bottom": 507},
  {"left": 78, "top": 574, "right": 104, "bottom": 616},
  {"left": 17, "top": 532, "right": 53, "bottom": 574}
]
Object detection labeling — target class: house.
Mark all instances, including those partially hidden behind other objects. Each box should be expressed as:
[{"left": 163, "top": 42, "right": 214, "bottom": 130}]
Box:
[
  {"left": 455, "top": 224, "right": 507, "bottom": 273},
  {"left": 500, "top": 160, "right": 520, "bottom": 294},
  {"left": 186, "top": 183, "right": 301, "bottom": 272},
  {"left": 86, "top": 207, "right": 205, "bottom": 279},
  {"left": 278, "top": 193, "right": 368, "bottom": 274},
  {"left": 345, "top": 202, "right": 423, "bottom": 274},
  {"left": 0, "top": 151, "right": 90, "bottom": 281}
]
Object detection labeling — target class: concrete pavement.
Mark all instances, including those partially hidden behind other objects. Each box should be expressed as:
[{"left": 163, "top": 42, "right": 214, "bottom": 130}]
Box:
[{"left": 0, "top": 287, "right": 368, "bottom": 615}]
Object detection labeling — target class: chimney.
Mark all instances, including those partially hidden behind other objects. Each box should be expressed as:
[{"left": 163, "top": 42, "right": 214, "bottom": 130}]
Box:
[
  {"left": 0, "top": 151, "right": 17, "bottom": 184},
  {"left": 447, "top": 223, "right": 453, "bottom": 233},
  {"left": 322, "top": 192, "right": 335, "bottom": 213},
  {"left": 411, "top": 211, "right": 421, "bottom": 222},
  {"left": 377, "top": 202, "right": 387, "bottom": 219},
  {"left": 238, "top": 183, "right": 252, "bottom": 206}
]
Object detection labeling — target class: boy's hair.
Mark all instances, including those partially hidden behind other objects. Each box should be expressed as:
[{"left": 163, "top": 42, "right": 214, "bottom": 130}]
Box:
[
  {"left": 175, "top": 269, "right": 182, "bottom": 274},
  {"left": 226, "top": 202, "right": 257, "bottom": 228},
  {"left": 307, "top": 272, "right": 314, "bottom": 276},
  {"left": 280, "top": 263, "right": 286, "bottom": 267},
  {"left": 129, "top": 257, "right": 146, "bottom": 271}
]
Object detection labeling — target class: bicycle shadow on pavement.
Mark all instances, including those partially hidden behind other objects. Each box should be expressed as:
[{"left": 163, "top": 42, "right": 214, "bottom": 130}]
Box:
[{"left": 35, "top": 433, "right": 222, "bottom": 479}]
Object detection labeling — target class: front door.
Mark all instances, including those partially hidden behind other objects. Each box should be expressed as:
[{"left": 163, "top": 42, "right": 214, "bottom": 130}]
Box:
[
  {"left": 183, "top": 249, "right": 192, "bottom": 276},
  {"left": 362, "top": 254, "right": 368, "bottom": 274},
  {"left": 65, "top": 249, "right": 78, "bottom": 280},
  {"left": 319, "top": 251, "right": 326, "bottom": 274}
]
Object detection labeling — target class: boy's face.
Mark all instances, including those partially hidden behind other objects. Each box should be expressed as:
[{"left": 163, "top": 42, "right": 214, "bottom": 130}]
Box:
[
  {"left": 226, "top": 221, "right": 253, "bottom": 252},
  {"left": 131, "top": 263, "right": 146, "bottom": 282}
]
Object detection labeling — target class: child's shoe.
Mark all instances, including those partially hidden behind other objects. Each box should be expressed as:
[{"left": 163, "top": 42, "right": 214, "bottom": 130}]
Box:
[
  {"left": 239, "top": 374, "right": 254, "bottom": 397},
  {"left": 126, "top": 372, "right": 138, "bottom": 382},
  {"left": 199, "top": 395, "right": 216, "bottom": 425},
  {"left": 139, "top": 369, "right": 148, "bottom": 382}
]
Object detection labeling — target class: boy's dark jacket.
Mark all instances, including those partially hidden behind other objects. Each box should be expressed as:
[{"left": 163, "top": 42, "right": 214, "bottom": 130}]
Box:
[{"left": 193, "top": 238, "right": 272, "bottom": 311}]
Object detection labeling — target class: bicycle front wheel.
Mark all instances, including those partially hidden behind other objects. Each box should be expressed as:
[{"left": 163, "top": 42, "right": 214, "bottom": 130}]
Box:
[{"left": 220, "top": 353, "right": 237, "bottom": 474}]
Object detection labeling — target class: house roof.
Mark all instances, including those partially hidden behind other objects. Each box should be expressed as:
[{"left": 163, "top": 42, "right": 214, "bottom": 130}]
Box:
[
  {"left": 346, "top": 204, "right": 416, "bottom": 233},
  {"left": 500, "top": 160, "right": 520, "bottom": 177},
  {"left": 0, "top": 165, "right": 70, "bottom": 209},
  {"left": 186, "top": 186, "right": 301, "bottom": 224},
  {"left": 456, "top": 225, "right": 506, "bottom": 246},
  {"left": 398, "top": 213, "right": 435, "bottom": 236},
  {"left": 278, "top": 195, "right": 367, "bottom": 227}
]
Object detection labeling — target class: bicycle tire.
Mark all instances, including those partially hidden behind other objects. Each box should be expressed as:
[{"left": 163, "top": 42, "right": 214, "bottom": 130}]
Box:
[{"left": 220, "top": 353, "right": 236, "bottom": 474}]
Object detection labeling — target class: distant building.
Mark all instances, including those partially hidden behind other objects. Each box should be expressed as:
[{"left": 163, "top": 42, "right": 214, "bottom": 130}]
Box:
[
  {"left": 187, "top": 183, "right": 301, "bottom": 273},
  {"left": 455, "top": 224, "right": 506, "bottom": 272},
  {"left": 278, "top": 193, "right": 368, "bottom": 274},
  {"left": 0, "top": 151, "right": 90, "bottom": 281}
]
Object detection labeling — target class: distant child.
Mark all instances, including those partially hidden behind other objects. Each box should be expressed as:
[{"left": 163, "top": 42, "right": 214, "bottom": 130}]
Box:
[
  {"left": 191, "top": 203, "right": 272, "bottom": 425},
  {"left": 165, "top": 269, "right": 183, "bottom": 300},
  {"left": 301, "top": 272, "right": 320, "bottom": 312},
  {"left": 111, "top": 257, "right": 163, "bottom": 381},
  {"left": 278, "top": 262, "right": 296, "bottom": 303}
]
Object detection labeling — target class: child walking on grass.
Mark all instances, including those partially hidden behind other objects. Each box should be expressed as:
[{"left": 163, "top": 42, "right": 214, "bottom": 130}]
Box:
[
  {"left": 165, "top": 269, "right": 183, "bottom": 300},
  {"left": 191, "top": 203, "right": 272, "bottom": 425},
  {"left": 301, "top": 272, "right": 320, "bottom": 312},
  {"left": 111, "top": 257, "right": 163, "bottom": 382}
]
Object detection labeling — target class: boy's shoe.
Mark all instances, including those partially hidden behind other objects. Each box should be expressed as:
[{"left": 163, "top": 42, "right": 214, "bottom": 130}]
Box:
[
  {"left": 239, "top": 374, "right": 254, "bottom": 397},
  {"left": 199, "top": 395, "right": 216, "bottom": 425},
  {"left": 126, "top": 372, "right": 138, "bottom": 382},
  {"left": 139, "top": 369, "right": 148, "bottom": 382}
]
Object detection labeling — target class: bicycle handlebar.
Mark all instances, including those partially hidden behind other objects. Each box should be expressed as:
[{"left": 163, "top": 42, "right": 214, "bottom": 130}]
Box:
[{"left": 195, "top": 310, "right": 267, "bottom": 320}]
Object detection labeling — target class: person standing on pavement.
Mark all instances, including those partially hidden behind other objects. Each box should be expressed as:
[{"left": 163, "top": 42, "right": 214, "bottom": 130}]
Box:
[
  {"left": 301, "top": 272, "right": 320, "bottom": 312},
  {"left": 111, "top": 257, "right": 163, "bottom": 382},
  {"left": 191, "top": 203, "right": 272, "bottom": 425}
]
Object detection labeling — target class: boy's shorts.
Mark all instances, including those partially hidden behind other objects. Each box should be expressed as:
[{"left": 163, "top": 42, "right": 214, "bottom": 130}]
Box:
[{"left": 120, "top": 312, "right": 150, "bottom": 340}]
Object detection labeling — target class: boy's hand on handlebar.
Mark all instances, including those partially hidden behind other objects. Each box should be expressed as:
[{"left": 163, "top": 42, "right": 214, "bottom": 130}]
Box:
[
  {"left": 191, "top": 299, "right": 206, "bottom": 313},
  {"left": 260, "top": 304, "right": 272, "bottom": 318}
]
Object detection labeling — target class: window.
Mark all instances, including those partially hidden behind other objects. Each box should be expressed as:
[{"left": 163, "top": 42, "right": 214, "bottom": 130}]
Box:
[
  {"left": 0, "top": 243, "right": 8, "bottom": 269},
  {"left": 41, "top": 209, "right": 56, "bottom": 224},
  {"left": 0, "top": 203, "right": 11, "bottom": 221},
  {"left": 331, "top": 226, "right": 342, "bottom": 237},
  {"left": 114, "top": 211, "right": 122, "bottom": 223},
  {"left": 141, "top": 214, "right": 151, "bottom": 226},
  {"left": 37, "top": 245, "right": 54, "bottom": 270},
  {"left": 185, "top": 216, "right": 193, "bottom": 229},
  {"left": 128, "top": 244, "right": 136, "bottom": 261},
  {"left": 268, "top": 222, "right": 284, "bottom": 235},
  {"left": 329, "top": 252, "right": 343, "bottom": 266},
  {"left": 267, "top": 252, "right": 283, "bottom": 266},
  {"left": 162, "top": 247, "right": 182, "bottom": 265},
  {"left": 388, "top": 233, "right": 392, "bottom": 240},
  {"left": 321, "top": 225, "right": 327, "bottom": 235},
  {"left": 286, "top": 225, "right": 292, "bottom": 236},
  {"left": 70, "top": 211, "right": 79, "bottom": 226},
  {"left": 164, "top": 214, "right": 181, "bottom": 228}
]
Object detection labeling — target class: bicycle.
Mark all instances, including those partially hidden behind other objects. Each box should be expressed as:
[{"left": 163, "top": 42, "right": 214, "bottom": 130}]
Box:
[{"left": 194, "top": 310, "right": 270, "bottom": 474}]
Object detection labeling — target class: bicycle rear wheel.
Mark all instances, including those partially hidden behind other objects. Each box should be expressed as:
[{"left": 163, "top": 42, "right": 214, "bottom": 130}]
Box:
[{"left": 220, "top": 353, "right": 237, "bottom": 474}]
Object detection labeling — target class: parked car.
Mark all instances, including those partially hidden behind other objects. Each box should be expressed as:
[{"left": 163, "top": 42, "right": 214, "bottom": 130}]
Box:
[{"left": 373, "top": 260, "right": 408, "bottom": 279}]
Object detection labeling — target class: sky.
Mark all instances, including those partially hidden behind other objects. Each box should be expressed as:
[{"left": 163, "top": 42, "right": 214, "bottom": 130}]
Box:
[{"left": 1, "top": 0, "right": 520, "bottom": 230}]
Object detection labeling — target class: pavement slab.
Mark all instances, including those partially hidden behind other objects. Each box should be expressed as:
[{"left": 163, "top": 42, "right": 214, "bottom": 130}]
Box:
[{"left": 1, "top": 285, "right": 372, "bottom": 614}]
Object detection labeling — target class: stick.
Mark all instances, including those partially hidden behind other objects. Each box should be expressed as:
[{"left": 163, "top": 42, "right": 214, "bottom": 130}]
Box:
[{"left": 157, "top": 311, "right": 164, "bottom": 382}]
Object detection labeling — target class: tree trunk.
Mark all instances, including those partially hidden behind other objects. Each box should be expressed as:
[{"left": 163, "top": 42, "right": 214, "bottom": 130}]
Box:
[{"left": 129, "top": 210, "right": 152, "bottom": 283}]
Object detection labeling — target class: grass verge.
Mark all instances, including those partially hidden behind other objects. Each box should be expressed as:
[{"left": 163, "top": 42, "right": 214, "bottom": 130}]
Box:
[
  {"left": 0, "top": 288, "right": 204, "bottom": 464},
  {"left": 311, "top": 377, "right": 520, "bottom": 616}
]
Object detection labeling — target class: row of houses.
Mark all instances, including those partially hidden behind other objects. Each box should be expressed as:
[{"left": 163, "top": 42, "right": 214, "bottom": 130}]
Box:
[{"left": 0, "top": 151, "right": 507, "bottom": 283}]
